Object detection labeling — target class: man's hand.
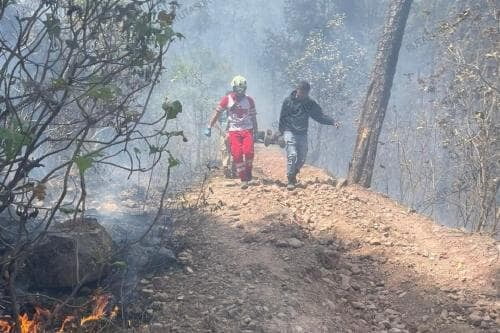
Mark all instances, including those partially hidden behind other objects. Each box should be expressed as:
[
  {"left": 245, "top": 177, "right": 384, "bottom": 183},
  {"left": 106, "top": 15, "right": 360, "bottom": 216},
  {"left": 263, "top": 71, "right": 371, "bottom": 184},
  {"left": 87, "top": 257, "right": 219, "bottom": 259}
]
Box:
[{"left": 204, "top": 127, "right": 212, "bottom": 137}]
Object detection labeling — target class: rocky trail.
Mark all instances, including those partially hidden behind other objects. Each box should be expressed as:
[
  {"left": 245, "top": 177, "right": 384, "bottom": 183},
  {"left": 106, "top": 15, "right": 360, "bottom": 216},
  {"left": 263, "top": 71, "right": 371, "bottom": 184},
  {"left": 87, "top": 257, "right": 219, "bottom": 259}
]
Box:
[{"left": 134, "top": 145, "right": 499, "bottom": 333}]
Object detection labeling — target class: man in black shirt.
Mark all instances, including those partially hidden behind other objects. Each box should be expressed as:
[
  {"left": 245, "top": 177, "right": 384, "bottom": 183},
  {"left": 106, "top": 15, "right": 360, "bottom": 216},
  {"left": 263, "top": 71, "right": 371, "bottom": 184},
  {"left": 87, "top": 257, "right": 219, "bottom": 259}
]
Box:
[{"left": 279, "top": 81, "right": 338, "bottom": 190}]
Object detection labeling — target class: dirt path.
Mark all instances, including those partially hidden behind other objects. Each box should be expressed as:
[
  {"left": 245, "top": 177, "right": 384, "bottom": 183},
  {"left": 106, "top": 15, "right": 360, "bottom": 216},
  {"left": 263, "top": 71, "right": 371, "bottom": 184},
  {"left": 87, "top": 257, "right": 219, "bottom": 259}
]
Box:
[{"left": 136, "top": 145, "right": 499, "bottom": 333}]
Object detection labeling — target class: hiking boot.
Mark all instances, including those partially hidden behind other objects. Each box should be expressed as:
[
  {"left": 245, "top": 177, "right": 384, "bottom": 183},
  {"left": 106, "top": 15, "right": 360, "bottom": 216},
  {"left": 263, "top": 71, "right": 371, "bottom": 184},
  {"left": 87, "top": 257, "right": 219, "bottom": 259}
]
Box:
[
  {"left": 264, "top": 129, "right": 273, "bottom": 147},
  {"left": 240, "top": 181, "right": 249, "bottom": 190},
  {"left": 287, "top": 174, "right": 297, "bottom": 191},
  {"left": 245, "top": 170, "right": 253, "bottom": 182},
  {"left": 223, "top": 167, "right": 232, "bottom": 179},
  {"left": 277, "top": 134, "right": 286, "bottom": 148}
]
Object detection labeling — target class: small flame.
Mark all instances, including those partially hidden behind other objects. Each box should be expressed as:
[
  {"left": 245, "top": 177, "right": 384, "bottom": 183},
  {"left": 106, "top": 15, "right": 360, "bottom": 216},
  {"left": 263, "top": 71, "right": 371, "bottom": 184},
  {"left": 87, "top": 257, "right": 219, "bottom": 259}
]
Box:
[
  {"left": 110, "top": 306, "right": 119, "bottom": 320},
  {"left": 80, "top": 294, "right": 111, "bottom": 326},
  {"left": 0, "top": 294, "right": 116, "bottom": 332},
  {"left": 57, "top": 316, "right": 75, "bottom": 333},
  {"left": 19, "top": 313, "right": 39, "bottom": 333},
  {"left": 0, "top": 319, "right": 12, "bottom": 333}
]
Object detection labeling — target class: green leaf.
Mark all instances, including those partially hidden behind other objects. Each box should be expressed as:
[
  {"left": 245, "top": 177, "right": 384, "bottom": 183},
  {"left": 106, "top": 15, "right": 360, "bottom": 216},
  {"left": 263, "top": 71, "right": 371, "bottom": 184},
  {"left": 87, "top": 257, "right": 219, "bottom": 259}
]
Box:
[
  {"left": 87, "top": 84, "right": 121, "bottom": 101},
  {"left": 73, "top": 152, "right": 103, "bottom": 175},
  {"left": 51, "top": 78, "right": 67, "bottom": 91},
  {"left": 58, "top": 205, "right": 83, "bottom": 215},
  {"left": 149, "top": 145, "right": 162, "bottom": 155},
  {"left": 43, "top": 15, "right": 61, "bottom": 38},
  {"left": 158, "top": 10, "right": 173, "bottom": 26},
  {"left": 162, "top": 100, "right": 182, "bottom": 120},
  {"left": 0, "top": 127, "right": 31, "bottom": 161},
  {"left": 74, "top": 155, "right": 93, "bottom": 174},
  {"left": 156, "top": 33, "right": 168, "bottom": 47},
  {"left": 168, "top": 155, "right": 180, "bottom": 168}
]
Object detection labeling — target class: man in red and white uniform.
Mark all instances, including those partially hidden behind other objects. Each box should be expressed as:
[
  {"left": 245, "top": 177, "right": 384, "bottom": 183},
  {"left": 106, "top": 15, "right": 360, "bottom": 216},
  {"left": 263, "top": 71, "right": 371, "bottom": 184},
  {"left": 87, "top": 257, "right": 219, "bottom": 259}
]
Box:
[{"left": 205, "top": 75, "right": 258, "bottom": 189}]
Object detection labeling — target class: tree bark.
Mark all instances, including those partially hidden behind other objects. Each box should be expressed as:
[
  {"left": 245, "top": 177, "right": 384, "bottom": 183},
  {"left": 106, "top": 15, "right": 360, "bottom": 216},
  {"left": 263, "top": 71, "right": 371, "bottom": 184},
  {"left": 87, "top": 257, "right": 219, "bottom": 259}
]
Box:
[{"left": 347, "top": 0, "right": 413, "bottom": 187}]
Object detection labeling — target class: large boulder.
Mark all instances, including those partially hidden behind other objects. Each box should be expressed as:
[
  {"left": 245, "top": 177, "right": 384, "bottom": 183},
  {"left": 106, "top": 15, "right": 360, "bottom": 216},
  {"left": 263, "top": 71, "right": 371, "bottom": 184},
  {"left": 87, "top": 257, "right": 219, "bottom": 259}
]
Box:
[{"left": 26, "top": 217, "right": 114, "bottom": 289}]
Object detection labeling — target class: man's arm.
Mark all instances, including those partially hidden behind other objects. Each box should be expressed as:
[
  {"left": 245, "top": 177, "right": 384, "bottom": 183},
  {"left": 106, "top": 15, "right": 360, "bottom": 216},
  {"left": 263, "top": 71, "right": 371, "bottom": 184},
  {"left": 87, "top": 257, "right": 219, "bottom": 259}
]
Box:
[
  {"left": 208, "top": 96, "right": 230, "bottom": 128},
  {"left": 248, "top": 97, "right": 258, "bottom": 134},
  {"left": 309, "top": 101, "right": 335, "bottom": 126},
  {"left": 208, "top": 108, "right": 222, "bottom": 128},
  {"left": 205, "top": 96, "right": 228, "bottom": 137},
  {"left": 278, "top": 99, "right": 288, "bottom": 134}
]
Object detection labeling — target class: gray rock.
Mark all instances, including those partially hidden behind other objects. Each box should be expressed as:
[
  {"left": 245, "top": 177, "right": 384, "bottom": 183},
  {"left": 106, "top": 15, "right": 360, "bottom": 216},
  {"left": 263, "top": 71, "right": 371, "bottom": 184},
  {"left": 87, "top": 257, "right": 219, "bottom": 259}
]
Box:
[
  {"left": 276, "top": 239, "right": 289, "bottom": 248},
  {"left": 125, "top": 244, "right": 177, "bottom": 273},
  {"left": 141, "top": 289, "right": 155, "bottom": 295},
  {"left": 287, "top": 238, "right": 304, "bottom": 248},
  {"left": 316, "top": 247, "right": 339, "bottom": 269},
  {"left": 381, "top": 321, "right": 392, "bottom": 329},
  {"left": 26, "top": 218, "right": 114, "bottom": 288},
  {"left": 348, "top": 264, "right": 362, "bottom": 275},
  {"left": 150, "top": 323, "right": 167, "bottom": 333},
  {"left": 416, "top": 324, "right": 430, "bottom": 333},
  {"left": 469, "top": 311, "right": 483, "bottom": 326},
  {"left": 336, "top": 178, "right": 348, "bottom": 189},
  {"left": 340, "top": 274, "right": 351, "bottom": 290},
  {"left": 351, "top": 301, "right": 366, "bottom": 310}
]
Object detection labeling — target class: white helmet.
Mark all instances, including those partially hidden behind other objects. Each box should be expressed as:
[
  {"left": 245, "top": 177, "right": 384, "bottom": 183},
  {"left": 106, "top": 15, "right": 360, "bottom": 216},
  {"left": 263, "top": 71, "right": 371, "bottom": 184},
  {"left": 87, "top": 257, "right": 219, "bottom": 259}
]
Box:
[{"left": 231, "top": 75, "right": 247, "bottom": 94}]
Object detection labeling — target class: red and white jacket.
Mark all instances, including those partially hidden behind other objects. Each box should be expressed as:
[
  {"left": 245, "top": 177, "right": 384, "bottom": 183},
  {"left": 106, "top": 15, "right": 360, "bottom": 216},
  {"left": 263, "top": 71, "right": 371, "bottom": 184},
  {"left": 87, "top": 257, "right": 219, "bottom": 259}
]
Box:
[{"left": 216, "top": 92, "right": 256, "bottom": 132}]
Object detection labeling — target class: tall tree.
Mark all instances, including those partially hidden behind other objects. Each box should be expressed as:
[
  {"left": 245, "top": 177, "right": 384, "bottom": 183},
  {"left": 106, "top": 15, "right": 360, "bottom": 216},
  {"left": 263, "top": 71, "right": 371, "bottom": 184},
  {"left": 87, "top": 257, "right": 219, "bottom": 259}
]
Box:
[{"left": 347, "top": 0, "right": 413, "bottom": 187}]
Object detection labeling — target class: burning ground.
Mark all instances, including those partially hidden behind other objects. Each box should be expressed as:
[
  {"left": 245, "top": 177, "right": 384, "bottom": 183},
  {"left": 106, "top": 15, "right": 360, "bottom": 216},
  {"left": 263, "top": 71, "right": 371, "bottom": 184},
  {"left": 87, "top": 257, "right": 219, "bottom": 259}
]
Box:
[{"left": 0, "top": 172, "right": 180, "bottom": 332}]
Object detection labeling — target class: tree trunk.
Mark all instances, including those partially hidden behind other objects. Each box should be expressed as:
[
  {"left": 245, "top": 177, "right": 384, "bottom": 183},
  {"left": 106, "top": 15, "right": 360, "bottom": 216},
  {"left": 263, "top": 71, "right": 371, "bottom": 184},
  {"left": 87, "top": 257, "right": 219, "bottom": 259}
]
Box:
[{"left": 347, "top": 0, "right": 412, "bottom": 187}]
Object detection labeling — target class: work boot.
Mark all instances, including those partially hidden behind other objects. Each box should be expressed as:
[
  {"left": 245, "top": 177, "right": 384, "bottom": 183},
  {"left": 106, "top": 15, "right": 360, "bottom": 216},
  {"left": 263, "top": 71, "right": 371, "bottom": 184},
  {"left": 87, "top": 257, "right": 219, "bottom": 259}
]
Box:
[
  {"left": 287, "top": 174, "right": 297, "bottom": 191},
  {"left": 277, "top": 134, "right": 286, "bottom": 148},
  {"left": 223, "top": 167, "right": 232, "bottom": 179},
  {"left": 264, "top": 129, "right": 273, "bottom": 147},
  {"left": 240, "top": 181, "right": 249, "bottom": 190},
  {"left": 231, "top": 164, "right": 238, "bottom": 179}
]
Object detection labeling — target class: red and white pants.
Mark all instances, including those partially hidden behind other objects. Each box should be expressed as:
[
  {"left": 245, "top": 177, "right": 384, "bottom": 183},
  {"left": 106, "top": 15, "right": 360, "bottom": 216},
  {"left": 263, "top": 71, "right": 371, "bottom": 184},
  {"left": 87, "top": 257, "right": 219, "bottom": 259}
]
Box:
[{"left": 228, "top": 129, "right": 254, "bottom": 181}]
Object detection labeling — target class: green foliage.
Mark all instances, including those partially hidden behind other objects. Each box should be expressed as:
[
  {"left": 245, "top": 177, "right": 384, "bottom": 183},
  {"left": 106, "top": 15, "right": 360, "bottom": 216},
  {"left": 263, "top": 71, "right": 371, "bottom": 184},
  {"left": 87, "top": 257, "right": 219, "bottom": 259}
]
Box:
[
  {"left": 168, "top": 155, "right": 180, "bottom": 168},
  {"left": 265, "top": 7, "right": 364, "bottom": 118},
  {"left": 51, "top": 78, "right": 68, "bottom": 91},
  {"left": 73, "top": 155, "right": 93, "bottom": 175},
  {"left": 58, "top": 204, "right": 83, "bottom": 215},
  {"left": 148, "top": 145, "right": 162, "bottom": 155},
  {"left": 87, "top": 84, "right": 122, "bottom": 102},
  {"left": 162, "top": 100, "right": 183, "bottom": 120},
  {"left": 43, "top": 14, "right": 61, "bottom": 38},
  {"left": 0, "top": 126, "right": 31, "bottom": 161},
  {"left": 73, "top": 152, "right": 103, "bottom": 175},
  {"left": 0, "top": 0, "right": 185, "bottom": 320}
]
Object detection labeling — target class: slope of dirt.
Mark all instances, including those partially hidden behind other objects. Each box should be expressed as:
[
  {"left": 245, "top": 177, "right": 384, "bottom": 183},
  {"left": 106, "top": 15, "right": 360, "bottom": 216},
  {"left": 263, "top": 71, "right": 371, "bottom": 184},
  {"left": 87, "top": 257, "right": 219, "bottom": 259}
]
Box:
[{"left": 135, "top": 145, "right": 499, "bottom": 333}]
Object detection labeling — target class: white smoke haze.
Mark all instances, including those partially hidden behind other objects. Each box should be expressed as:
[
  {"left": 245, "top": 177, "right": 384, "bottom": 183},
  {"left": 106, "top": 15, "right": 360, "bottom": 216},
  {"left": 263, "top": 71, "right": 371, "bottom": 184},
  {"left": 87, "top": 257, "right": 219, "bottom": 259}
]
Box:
[
  {"left": 1, "top": 0, "right": 496, "bottom": 253},
  {"left": 153, "top": 0, "right": 497, "bottom": 232},
  {"left": 0, "top": 0, "right": 492, "bottom": 270}
]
